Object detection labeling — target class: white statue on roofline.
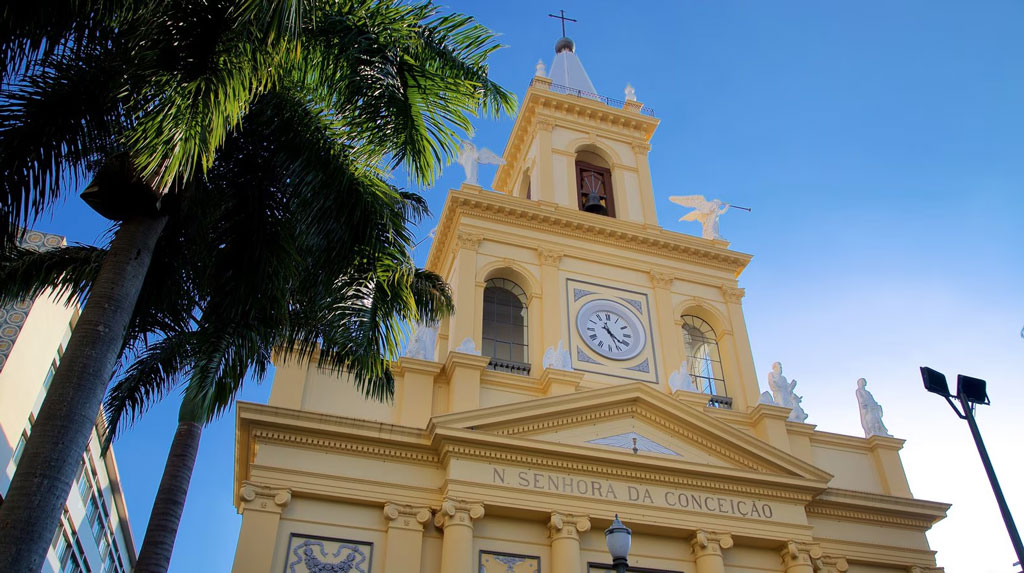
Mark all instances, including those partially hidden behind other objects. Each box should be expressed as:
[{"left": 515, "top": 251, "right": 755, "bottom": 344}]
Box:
[
  {"left": 456, "top": 140, "right": 505, "bottom": 186},
  {"left": 767, "top": 362, "right": 808, "bottom": 423},
  {"left": 404, "top": 321, "right": 438, "bottom": 361},
  {"left": 856, "top": 378, "right": 892, "bottom": 438},
  {"left": 542, "top": 341, "right": 572, "bottom": 371}
]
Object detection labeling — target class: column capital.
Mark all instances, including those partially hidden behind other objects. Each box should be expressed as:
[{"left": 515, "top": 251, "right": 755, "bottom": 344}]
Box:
[
  {"left": 383, "top": 502, "right": 432, "bottom": 531},
  {"left": 454, "top": 231, "right": 483, "bottom": 251},
  {"left": 536, "top": 119, "right": 555, "bottom": 132},
  {"left": 721, "top": 286, "right": 745, "bottom": 303},
  {"left": 650, "top": 270, "right": 674, "bottom": 289},
  {"left": 548, "top": 512, "right": 591, "bottom": 541},
  {"left": 537, "top": 247, "right": 564, "bottom": 267},
  {"left": 433, "top": 498, "right": 485, "bottom": 529},
  {"left": 690, "top": 529, "right": 733, "bottom": 558},
  {"left": 238, "top": 481, "right": 291, "bottom": 514},
  {"left": 780, "top": 541, "right": 822, "bottom": 570},
  {"left": 813, "top": 554, "right": 849, "bottom": 573},
  {"left": 631, "top": 141, "right": 652, "bottom": 153}
]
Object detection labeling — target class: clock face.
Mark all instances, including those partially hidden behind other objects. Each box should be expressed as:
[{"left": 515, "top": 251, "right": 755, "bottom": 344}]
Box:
[{"left": 576, "top": 300, "right": 646, "bottom": 361}]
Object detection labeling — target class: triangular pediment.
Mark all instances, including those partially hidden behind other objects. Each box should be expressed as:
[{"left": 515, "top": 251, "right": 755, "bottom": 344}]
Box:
[{"left": 430, "top": 383, "right": 833, "bottom": 486}]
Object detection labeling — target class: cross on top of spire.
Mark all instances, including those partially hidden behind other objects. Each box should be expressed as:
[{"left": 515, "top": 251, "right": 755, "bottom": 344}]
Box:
[{"left": 548, "top": 9, "right": 576, "bottom": 38}]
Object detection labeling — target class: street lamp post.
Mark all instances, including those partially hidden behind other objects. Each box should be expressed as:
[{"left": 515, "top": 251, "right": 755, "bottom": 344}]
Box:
[
  {"left": 604, "top": 514, "right": 632, "bottom": 573},
  {"left": 920, "top": 367, "right": 1024, "bottom": 571}
]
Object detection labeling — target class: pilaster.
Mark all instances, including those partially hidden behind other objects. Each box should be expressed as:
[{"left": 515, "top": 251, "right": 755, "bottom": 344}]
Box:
[
  {"left": 383, "top": 502, "right": 433, "bottom": 572},
  {"left": 434, "top": 498, "right": 485, "bottom": 573},
  {"left": 535, "top": 119, "right": 556, "bottom": 203},
  {"left": 443, "top": 351, "right": 491, "bottom": 413},
  {"left": 750, "top": 403, "right": 793, "bottom": 453},
  {"left": 394, "top": 357, "right": 442, "bottom": 428},
  {"left": 650, "top": 270, "right": 684, "bottom": 395},
  {"left": 689, "top": 530, "right": 733, "bottom": 573},
  {"left": 866, "top": 435, "right": 913, "bottom": 497},
  {"left": 537, "top": 247, "right": 564, "bottom": 361},
  {"left": 632, "top": 142, "right": 658, "bottom": 225},
  {"left": 780, "top": 541, "right": 822, "bottom": 573},
  {"left": 449, "top": 231, "right": 482, "bottom": 350},
  {"left": 719, "top": 285, "right": 758, "bottom": 411},
  {"left": 548, "top": 512, "right": 591, "bottom": 573},
  {"left": 231, "top": 482, "right": 292, "bottom": 573}
]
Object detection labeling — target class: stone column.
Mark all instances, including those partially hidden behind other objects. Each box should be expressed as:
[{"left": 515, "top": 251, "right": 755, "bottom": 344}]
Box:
[
  {"left": 780, "top": 541, "right": 822, "bottom": 573},
  {"left": 383, "top": 503, "right": 432, "bottom": 572},
  {"left": 548, "top": 512, "right": 590, "bottom": 573},
  {"left": 434, "top": 498, "right": 485, "bottom": 573},
  {"left": 231, "top": 482, "right": 292, "bottom": 573},
  {"left": 689, "top": 530, "right": 733, "bottom": 573}
]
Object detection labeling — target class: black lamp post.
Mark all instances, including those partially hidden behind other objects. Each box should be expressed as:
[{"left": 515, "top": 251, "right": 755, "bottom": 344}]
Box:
[
  {"left": 920, "top": 366, "right": 1024, "bottom": 570},
  {"left": 604, "top": 514, "right": 632, "bottom": 573}
]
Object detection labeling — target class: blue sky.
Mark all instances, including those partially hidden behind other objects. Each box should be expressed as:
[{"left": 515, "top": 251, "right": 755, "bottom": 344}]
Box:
[{"left": 30, "top": 1, "right": 1024, "bottom": 571}]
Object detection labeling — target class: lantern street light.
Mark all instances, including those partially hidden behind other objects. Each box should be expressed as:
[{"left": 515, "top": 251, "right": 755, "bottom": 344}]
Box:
[
  {"left": 604, "top": 514, "right": 632, "bottom": 573},
  {"left": 920, "top": 367, "right": 1024, "bottom": 570}
]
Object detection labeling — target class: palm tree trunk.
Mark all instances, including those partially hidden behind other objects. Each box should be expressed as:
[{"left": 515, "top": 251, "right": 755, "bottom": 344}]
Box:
[
  {"left": 0, "top": 214, "right": 167, "bottom": 572},
  {"left": 135, "top": 398, "right": 203, "bottom": 573}
]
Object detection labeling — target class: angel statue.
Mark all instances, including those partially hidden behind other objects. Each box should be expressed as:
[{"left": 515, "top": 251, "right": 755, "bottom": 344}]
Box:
[
  {"left": 456, "top": 140, "right": 505, "bottom": 186},
  {"left": 668, "top": 195, "right": 730, "bottom": 240}
]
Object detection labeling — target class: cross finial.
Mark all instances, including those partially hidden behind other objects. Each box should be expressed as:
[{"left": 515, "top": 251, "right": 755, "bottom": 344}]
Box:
[{"left": 548, "top": 9, "right": 577, "bottom": 37}]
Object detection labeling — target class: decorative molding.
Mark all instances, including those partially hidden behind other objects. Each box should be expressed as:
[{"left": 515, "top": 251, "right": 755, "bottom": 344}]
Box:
[
  {"left": 631, "top": 142, "right": 652, "bottom": 153},
  {"left": 437, "top": 442, "right": 811, "bottom": 502},
  {"left": 433, "top": 497, "right": 485, "bottom": 529},
  {"left": 813, "top": 554, "right": 850, "bottom": 573},
  {"left": 425, "top": 191, "right": 751, "bottom": 277},
  {"left": 625, "top": 358, "right": 650, "bottom": 373},
  {"left": 548, "top": 512, "right": 591, "bottom": 541},
  {"left": 239, "top": 481, "right": 292, "bottom": 514},
  {"left": 492, "top": 404, "right": 774, "bottom": 474},
  {"left": 383, "top": 502, "right": 432, "bottom": 531},
  {"left": 576, "top": 347, "right": 600, "bottom": 364},
  {"left": 535, "top": 118, "right": 555, "bottom": 132},
  {"left": 780, "top": 541, "right": 822, "bottom": 570},
  {"left": 621, "top": 297, "right": 644, "bottom": 315},
  {"left": 804, "top": 504, "right": 936, "bottom": 529},
  {"left": 454, "top": 231, "right": 484, "bottom": 251},
  {"left": 537, "top": 247, "right": 564, "bottom": 266},
  {"left": 690, "top": 530, "right": 734, "bottom": 558},
  {"left": 251, "top": 428, "right": 439, "bottom": 465},
  {"left": 285, "top": 534, "right": 372, "bottom": 573},
  {"left": 721, "top": 286, "right": 745, "bottom": 303},
  {"left": 649, "top": 270, "right": 674, "bottom": 289},
  {"left": 573, "top": 288, "right": 597, "bottom": 302}
]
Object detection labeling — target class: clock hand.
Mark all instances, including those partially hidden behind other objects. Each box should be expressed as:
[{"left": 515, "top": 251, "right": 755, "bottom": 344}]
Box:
[{"left": 602, "top": 324, "right": 625, "bottom": 345}]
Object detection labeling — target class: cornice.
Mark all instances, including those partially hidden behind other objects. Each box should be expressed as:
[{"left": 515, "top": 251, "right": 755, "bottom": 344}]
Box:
[
  {"left": 807, "top": 488, "right": 949, "bottom": 529},
  {"left": 425, "top": 189, "right": 751, "bottom": 278}
]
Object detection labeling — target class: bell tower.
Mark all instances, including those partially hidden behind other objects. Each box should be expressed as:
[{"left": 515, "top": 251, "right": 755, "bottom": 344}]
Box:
[
  {"left": 492, "top": 36, "right": 660, "bottom": 227},
  {"left": 424, "top": 34, "right": 763, "bottom": 415}
]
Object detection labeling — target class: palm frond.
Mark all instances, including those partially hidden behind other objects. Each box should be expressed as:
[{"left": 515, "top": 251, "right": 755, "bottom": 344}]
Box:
[{"left": 0, "top": 242, "right": 106, "bottom": 306}]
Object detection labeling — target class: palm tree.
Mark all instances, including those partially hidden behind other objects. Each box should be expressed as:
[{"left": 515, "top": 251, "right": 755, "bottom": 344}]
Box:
[
  {"left": 1, "top": 87, "right": 458, "bottom": 571},
  {"left": 0, "top": 1, "right": 514, "bottom": 569}
]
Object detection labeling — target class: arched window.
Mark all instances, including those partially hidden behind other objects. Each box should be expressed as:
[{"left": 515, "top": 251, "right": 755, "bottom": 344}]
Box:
[
  {"left": 482, "top": 278, "right": 530, "bottom": 374},
  {"left": 681, "top": 315, "right": 725, "bottom": 396},
  {"left": 575, "top": 149, "right": 615, "bottom": 217}
]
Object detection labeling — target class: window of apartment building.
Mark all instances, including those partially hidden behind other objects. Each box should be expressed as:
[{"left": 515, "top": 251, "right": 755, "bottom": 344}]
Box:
[{"left": 11, "top": 414, "right": 33, "bottom": 467}]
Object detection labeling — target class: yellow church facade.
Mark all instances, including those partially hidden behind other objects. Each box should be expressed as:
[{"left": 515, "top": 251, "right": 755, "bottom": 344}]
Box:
[{"left": 231, "top": 39, "right": 947, "bottom": 573}]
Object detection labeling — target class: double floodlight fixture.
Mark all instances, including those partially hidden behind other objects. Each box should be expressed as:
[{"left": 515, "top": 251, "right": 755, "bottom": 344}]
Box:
[
  {"left": 920, "top": 366, "right": 1023, "bottom": 569},
  {"left": 920, "top": 366, "right": 989, "bottom": 419}
]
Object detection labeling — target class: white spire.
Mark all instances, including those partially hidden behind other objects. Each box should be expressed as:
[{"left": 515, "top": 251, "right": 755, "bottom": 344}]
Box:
[{"left": 547, "top": 37, "right": 598, "bottom": 96}]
